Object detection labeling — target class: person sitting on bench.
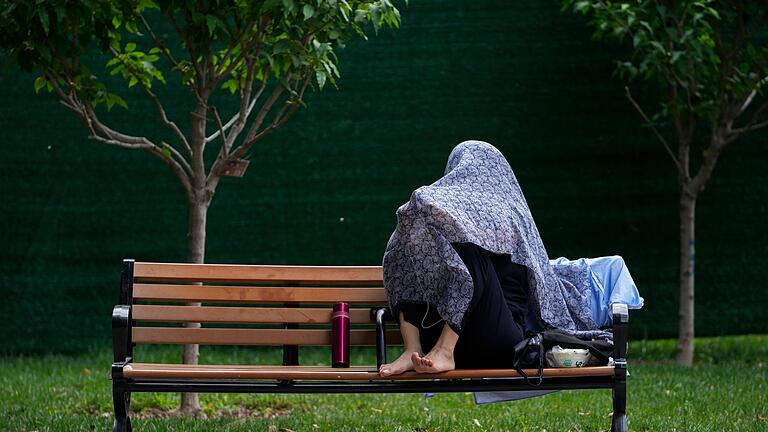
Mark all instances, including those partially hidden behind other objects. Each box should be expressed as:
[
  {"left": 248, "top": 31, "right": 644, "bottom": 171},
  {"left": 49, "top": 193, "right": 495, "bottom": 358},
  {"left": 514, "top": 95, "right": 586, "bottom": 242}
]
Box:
[{"left": 380, "top": 140, "right": 614, "bottom": 376}]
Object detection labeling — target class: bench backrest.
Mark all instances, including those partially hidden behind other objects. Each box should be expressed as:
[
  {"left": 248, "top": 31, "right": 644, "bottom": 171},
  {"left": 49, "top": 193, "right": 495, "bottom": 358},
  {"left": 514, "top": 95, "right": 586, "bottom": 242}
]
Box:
[{"left": 121, "top": 260, "right": 402, "bottom": 355}]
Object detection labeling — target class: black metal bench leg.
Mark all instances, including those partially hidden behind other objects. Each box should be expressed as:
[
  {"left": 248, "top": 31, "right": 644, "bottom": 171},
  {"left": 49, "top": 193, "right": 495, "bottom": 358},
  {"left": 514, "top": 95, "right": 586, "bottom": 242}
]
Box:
[
  {"left": 611, "top": 303, "right": 629, "bottom": 432},
  {"left": 611, "top": 361, "right": 628, "bottom": 432},
  {"left": 112, "top": 382, "right": 132, "bottom": 432}
]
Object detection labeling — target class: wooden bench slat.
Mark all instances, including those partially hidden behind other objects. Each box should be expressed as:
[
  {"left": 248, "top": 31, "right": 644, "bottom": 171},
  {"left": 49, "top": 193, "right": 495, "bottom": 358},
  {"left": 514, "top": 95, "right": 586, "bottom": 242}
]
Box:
[
  {"left": 132, "top": 327, "right": 402, "bottom": 346},
  {"left": 132, "top": 305, "right": 375, "bottom": 324},
  {"left": 122, "top": 363, "right": 615, "bottom": 380},
  {"left": 133, "top": 284, "right": 387, "bottom": 303},
  {"left": 134, "top": 262, "right": 383, "bottom": 284}
]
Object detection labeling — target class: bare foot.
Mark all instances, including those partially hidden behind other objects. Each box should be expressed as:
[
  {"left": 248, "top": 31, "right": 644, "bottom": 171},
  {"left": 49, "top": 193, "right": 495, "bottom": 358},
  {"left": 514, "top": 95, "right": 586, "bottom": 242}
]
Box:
[
  {"left": 379, "top": 351, "right": 418, "bottom": 377},
  {"left": 411, "top": 346, "right": 455, "bottom": 373}
]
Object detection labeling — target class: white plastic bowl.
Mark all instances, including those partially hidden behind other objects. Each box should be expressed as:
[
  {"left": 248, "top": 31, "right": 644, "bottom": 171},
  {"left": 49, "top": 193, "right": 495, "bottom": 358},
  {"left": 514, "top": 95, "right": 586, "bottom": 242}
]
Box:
[{"left": 545, "top": 346, "right": 592, "bottom": 368}]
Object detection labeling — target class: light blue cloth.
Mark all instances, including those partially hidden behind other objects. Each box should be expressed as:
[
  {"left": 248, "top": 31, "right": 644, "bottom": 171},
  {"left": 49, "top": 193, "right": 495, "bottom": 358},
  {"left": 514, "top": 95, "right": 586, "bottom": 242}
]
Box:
[{"left": 550, "top": 256, "right": 644, "bottom": 327}]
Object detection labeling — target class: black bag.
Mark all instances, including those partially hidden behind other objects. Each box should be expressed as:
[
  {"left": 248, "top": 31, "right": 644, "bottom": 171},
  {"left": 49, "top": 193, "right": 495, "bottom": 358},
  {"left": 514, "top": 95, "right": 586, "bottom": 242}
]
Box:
[
  {"left": 512, "top": 333, "right": 544, "bottom": 386},
  {"left": 539, "top": 329, "right": 614, "bottom": 365}
]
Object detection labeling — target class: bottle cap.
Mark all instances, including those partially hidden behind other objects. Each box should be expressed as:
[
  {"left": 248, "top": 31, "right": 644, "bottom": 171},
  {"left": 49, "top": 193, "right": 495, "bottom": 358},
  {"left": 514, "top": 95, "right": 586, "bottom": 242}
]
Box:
[{"left": 332, "top": 302, "right": 349, "bottom": 313}]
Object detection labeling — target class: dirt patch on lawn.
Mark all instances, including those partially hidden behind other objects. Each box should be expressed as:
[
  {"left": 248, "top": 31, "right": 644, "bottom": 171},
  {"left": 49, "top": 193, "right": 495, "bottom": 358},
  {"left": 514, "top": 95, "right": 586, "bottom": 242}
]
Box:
[{"left": 132, "top": 405, "right": 290, "bottom": 419}]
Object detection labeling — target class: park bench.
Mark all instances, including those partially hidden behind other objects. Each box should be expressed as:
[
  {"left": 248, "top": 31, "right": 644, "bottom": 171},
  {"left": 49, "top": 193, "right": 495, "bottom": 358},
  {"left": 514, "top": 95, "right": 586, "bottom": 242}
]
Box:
[{"left": 111, "top": 259, "right": 630, "bottom": 432}]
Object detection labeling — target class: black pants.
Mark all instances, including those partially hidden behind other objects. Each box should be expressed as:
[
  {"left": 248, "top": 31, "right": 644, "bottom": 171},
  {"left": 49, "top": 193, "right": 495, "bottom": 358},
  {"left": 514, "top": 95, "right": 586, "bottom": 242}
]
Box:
[{"left": 401, "top": 242, "right": 529, "bottom": 369}]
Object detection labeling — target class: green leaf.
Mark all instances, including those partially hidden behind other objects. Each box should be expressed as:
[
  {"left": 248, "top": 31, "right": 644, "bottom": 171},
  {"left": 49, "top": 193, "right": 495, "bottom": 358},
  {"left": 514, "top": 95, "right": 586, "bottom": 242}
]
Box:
[
  {"left": 633, "top": 32, "right": 643, "bottom": 48},
  {"left": 303, "top": 4, "right": 315, "bottom": 20},
  {"left": 137, "top": 0, "right": 159, "bottom": 12},
  {"left": 222, "top": 79, "right": 238, "bottom": 94},
  {"left": 126, "top": 20, "right": 139, "bottom": 34},
  {"left": 125, "top": 42, "right": 136, "bottom": 53},
  {"left": 206, "top": 15, "right": 217, "bottom": 36},
  {"left": 54, "top": 6, "right": 66, "bottom": 24},
  {"left": 38, "top": 8, "right": 49, "bottom": 34},
  {"left": 34, "top": 76, "right": 46, "bottom": 94},
  {"left": 282, "top": 0, "right": 297, "bottom": 13},
  {"left": 369, "top": 6, "right": 381, "bottom": 32},
  {"left": 574, "top": 1, "right": 590, "bottom": 13},
  {"left": 315, "top": 69, "right": 327, "bottom": 89},
  {"left": 109, "top": 65, "right": 124, "bottom": 76},
  {"left": 747, "top": 43, "right": 757, "bottom": 59},
  {"left": 112, "top": 94, "right": 127, "bottom": 109}
]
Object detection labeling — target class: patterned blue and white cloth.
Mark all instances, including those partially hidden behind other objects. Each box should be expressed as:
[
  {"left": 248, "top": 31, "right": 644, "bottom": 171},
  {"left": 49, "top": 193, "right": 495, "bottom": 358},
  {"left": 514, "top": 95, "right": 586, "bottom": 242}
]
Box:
[{"left": 382, "top": 141, "right": 639, "bottom": 340}]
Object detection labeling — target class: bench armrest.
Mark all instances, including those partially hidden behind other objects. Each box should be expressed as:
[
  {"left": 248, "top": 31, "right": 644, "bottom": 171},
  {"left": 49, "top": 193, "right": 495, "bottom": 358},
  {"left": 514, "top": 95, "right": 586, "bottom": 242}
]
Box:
[
  {"left": 112, "top": 305, "right": 132, "bottom": 368},
  {"left": 371, "top": 308, "right": 392, "bottom": 369},
  {"left": 611, "top": 303, "right": 629, "bottom": 360}
]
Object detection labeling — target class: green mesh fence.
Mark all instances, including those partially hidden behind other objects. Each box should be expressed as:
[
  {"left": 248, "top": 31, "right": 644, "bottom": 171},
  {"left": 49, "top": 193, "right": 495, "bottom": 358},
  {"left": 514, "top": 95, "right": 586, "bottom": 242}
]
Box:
[{"left": 0, "top": 1, "right": 766, "bottom": 353}]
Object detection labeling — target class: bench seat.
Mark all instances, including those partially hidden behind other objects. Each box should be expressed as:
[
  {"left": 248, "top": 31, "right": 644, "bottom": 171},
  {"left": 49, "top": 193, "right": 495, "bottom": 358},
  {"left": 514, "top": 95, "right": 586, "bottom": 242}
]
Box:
[{"left": 123, "top": 363, "right": 615, "bottom": 380}]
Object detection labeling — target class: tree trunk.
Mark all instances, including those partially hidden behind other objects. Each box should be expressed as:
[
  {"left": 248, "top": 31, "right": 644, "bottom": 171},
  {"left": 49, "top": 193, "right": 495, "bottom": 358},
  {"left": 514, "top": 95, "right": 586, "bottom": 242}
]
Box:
[
  {"left": 180, "top": 194, "right": 210, "bottom": 413},
  {"left": 178, "top": 98, "right": 211, "bottom": 413},
  {"left": 676, "top": 189, "right": 697, "bottom": 366}
]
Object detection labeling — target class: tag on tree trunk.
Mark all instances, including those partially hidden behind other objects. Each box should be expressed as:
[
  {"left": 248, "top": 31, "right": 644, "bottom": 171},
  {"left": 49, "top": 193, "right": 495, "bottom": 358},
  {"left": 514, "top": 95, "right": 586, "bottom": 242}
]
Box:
[{"left": 216, "top": 159, "right": 249, "bottom": 177}]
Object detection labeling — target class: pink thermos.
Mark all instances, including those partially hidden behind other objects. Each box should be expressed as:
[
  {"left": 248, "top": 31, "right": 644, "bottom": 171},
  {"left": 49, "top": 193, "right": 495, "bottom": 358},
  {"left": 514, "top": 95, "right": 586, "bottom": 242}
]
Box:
[{"left": 331, "top": 302, "right": 350, "bottom": 368}]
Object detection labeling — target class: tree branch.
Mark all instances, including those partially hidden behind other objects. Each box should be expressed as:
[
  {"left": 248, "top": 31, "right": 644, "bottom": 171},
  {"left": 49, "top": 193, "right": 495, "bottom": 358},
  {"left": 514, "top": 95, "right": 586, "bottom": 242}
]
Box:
[
  {"left": 166, "top": 11, "right": 205, "bottom": 91},
  {"left": 221, "top": 64, "right": 268, "bottom": 149},
  {"left": 162, "top": 141, "right": 193, "bottom": 175},
  {"left": 208, "top": 71, "right": 303, "bottom": 182},
  {"left": 148, "top": 147, "right": 194, "bottom": 200},
  {"left": 231, "top": 74, "right": 310, "bottom": 160},
  {"left": 44, "top": 66, "right": 194, "bottom": 197},
  {"left": 81, "top": 106, "right": 193, "bottom": 197},
  {"left": 139, "top": 15, "right": 182, "bottom": 70},
  {"left": 83, "top": 105, "right": 155, "bottom": 147},
  {"left": 625, "top": 86, "right": 683, "bottom": 172},
  {"left": 236, "top": 82, "right": 286, "bottom": 150},
  {"left": 728, "top": 99, "right": 768, "bottom": 140},
  {"left": 210, "top": 105, "right": 228, "bottom": 152},
  {"left": 108, "top": 48, "right": 193, "bottom": 157},
  {"left": 737, "top": 76, "right": 768, "bottom": 116},
  {"left": 205, "top": 96, "right": 258, "bottom": 144},
  {"left": 732, "top": 118, "right": 768, "bottom": 134},
  {"left": 689, "top": 136, "right": 725, "bottom": 195},
  {"left": 206, "top": 64, "right": 266, "bottom": 181},
  {"left": 86, "top": 132, "right": 152, "bottom": 150},
  {"left": 211, "top": 19, "right": 258, "bottom": 85}
]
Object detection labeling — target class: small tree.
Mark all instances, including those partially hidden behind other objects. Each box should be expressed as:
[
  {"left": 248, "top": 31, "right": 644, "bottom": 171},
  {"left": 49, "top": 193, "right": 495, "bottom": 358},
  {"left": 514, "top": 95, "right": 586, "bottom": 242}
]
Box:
[
  {"left": 0, "top": 0, "right": 401, "bottom": 411},
  {"left": 564, "top": 0, "right": 768, "bottom": 365}
]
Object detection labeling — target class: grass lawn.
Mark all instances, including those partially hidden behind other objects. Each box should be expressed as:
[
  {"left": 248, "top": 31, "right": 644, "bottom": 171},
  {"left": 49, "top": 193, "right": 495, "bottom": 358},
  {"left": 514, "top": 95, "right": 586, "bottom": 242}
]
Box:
[{"left": 1, "top": 335, "right": 766, "bottom": 431}]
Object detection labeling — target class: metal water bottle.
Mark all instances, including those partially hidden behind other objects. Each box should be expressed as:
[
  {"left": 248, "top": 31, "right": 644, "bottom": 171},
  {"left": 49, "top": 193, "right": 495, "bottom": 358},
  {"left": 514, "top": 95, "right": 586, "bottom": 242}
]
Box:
[{"left": 331, "top": 302, "right": 350, "bottom": 368}]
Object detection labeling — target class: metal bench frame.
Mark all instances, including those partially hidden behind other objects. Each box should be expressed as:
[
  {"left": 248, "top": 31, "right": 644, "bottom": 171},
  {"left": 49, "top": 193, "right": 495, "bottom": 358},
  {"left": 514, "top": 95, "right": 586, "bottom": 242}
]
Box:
[{"left": 110, "top": 259, "right": 629, "bottom": 432}]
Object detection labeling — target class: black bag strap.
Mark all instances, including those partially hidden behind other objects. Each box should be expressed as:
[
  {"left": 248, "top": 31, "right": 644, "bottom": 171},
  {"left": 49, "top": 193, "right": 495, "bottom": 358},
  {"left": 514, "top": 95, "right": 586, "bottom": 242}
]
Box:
[{"left": 513, "top": 334, "right": 544, "bottom": 386}]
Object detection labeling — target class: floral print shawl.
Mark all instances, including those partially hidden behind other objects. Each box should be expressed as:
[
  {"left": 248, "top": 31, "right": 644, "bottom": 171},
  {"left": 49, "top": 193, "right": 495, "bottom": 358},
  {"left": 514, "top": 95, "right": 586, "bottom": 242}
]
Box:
[{"left": 382, "top": 140, "right": 610, "bottom": 340}]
